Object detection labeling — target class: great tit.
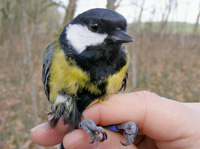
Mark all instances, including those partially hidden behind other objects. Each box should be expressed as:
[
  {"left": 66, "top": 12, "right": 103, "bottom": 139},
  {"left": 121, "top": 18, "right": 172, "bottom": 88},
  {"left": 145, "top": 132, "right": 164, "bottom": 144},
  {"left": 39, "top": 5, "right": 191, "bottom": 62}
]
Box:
[{"left": 42, "top": 8, "right": 138, "bottom": 146}]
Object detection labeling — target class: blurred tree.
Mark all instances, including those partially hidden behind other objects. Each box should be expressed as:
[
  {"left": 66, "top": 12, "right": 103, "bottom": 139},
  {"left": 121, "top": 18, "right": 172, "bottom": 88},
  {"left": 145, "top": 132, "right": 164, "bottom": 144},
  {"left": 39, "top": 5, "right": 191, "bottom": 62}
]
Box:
[
  {"left": 0, "top": 0, "right": 22, "bottom": 42},
  {"left": 48, "top": 0, "right": 77, "bottom": 26},
  {"left": 137, "top": 0, "right": 146, "bottom": 24},
  {"left": 160, "top": 0, "right": 177, "bottom": 37},
  {"left": 106, "top": 0, "right": 121, "bottom": 10},
  {"left": 178, "top": 1, "right": 190, "bottom": 51},
  {"left": 0, "top": 0, "right": 61, "bottom": 42},
  {"left": 63, "top": 0, "right": 77, "bottom": 25},
  {"left": 107, "top": 0, "right": 115, "bottom": 10},
  {"left": 131, "top": 0, "right": 146, "bottom": 34},
  {"left": 20, "top": 0, "right": 42, "bottom": 126},
  {"left": 129, "top": 0, "right": 149, "bottom": 90},
  {"left": 193, "top": 0, "right": 200, "bottom": 34}
]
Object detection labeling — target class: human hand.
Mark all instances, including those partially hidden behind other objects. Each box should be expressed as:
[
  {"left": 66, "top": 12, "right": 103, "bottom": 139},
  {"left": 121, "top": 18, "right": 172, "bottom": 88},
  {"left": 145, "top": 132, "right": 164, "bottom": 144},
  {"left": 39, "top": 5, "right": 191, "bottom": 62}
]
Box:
[{"left": 30, "top": 91, "right": 200, "bottom": 148}]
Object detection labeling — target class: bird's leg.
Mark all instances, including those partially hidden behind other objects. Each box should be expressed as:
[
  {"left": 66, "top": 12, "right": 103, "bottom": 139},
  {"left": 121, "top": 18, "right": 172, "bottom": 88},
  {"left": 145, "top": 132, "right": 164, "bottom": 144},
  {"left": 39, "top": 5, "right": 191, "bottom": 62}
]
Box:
[
  {"left": 79, "top": 119, "right": 107, "bottom": 143},
  {"left": 116, "top": 122, "right": 138, "bottom": 146}
]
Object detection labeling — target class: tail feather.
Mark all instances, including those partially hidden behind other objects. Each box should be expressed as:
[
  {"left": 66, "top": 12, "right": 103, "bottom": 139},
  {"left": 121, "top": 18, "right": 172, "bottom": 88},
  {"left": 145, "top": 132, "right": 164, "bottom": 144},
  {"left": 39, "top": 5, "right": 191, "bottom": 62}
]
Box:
[{"left": 48, "top": 96, "right": 82, "bottom": 132}]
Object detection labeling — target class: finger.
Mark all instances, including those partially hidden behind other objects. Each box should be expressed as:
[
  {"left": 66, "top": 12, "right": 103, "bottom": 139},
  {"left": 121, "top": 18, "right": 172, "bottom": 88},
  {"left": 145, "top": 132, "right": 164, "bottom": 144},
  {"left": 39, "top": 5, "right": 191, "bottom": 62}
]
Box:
[
  {"left": 83, "top": 92, "right": 146, "bottom": 125},
  {"left": 30, "top": 122, "right": 64, "bottom": 147},
  {"left": 63, "top": 129, "right": 137, "bottom": 149},
  {"left": 136, "top": 136, "right": 157, "bottom": 149},
  {"left": 183, "top": 103, "right": 200, "bottom": 113},
  {"left": 82, "top": 91, "right": 200, "bottom": 141}
]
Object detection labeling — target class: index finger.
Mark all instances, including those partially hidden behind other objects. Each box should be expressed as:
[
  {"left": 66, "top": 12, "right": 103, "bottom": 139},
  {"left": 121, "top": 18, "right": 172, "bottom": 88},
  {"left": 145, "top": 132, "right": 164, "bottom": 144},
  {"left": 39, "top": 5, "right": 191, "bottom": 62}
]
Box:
[{"left": 82, "top": 91, "right": 199, "bottom": 141}]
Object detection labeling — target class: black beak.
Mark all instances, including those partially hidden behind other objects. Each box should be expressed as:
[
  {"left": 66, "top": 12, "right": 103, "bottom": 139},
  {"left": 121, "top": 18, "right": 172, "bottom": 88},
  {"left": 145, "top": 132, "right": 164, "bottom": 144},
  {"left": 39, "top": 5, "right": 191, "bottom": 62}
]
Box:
[{"left": 109, "top": 29, "right": 134, "bottom": 43}]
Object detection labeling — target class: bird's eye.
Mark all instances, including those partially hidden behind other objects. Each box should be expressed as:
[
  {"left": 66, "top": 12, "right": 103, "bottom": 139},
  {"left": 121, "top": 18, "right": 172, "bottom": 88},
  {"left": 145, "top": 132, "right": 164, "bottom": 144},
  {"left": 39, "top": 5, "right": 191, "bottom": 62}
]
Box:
[{"left": 89, "top": 22, "right": 100, "bottom": 32}]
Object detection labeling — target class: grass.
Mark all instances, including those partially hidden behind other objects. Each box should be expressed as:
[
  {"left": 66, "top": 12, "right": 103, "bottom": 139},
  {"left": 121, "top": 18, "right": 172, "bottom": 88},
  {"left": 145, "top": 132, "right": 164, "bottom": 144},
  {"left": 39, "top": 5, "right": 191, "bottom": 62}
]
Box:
[{"left": 140, "top": 21, "right": 200, "bottom": 34}]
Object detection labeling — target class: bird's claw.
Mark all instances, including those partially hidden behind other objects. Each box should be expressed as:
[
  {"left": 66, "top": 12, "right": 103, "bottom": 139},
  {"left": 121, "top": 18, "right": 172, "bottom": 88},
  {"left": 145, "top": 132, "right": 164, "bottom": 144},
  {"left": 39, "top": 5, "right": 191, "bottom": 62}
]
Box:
[
  {"left": 116, "top": 121, "right": 138, "bottom": 146},
  {"left": 79, "top": 119, "right": 107, "bottom": 143}
]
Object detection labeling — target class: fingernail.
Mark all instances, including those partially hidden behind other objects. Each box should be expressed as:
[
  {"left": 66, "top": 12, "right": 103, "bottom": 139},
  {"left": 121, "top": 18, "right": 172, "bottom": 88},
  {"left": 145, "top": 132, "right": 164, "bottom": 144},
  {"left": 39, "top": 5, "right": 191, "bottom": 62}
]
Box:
[{"left": 30, "top": 122, "right": 49, "bottom": 132}]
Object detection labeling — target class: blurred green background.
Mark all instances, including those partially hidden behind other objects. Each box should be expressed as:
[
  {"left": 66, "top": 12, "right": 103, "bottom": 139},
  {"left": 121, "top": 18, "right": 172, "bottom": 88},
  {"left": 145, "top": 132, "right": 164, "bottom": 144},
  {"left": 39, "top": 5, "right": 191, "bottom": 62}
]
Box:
[{"left": 0, "top": 0, "right": 200, "bottom": 148}]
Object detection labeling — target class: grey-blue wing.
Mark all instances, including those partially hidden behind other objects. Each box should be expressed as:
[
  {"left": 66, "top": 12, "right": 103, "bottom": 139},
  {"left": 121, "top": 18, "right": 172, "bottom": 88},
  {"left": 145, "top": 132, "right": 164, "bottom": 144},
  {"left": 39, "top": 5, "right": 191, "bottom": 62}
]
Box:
[{"left": 42, "top": 41, "right": 57, "bottom": 101}]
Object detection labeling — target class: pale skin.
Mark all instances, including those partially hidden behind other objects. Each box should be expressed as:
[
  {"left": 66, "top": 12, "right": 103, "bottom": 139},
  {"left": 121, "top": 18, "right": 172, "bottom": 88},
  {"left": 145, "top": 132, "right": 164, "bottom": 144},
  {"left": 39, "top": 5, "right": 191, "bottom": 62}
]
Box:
[{"left": 30, "top": 91, "right": 200, "bottom": 148}]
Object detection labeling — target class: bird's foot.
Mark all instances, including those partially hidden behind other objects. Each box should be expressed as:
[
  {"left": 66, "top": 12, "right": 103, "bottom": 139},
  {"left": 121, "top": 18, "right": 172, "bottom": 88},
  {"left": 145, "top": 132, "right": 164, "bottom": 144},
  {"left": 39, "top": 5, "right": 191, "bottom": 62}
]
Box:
[
  {"left": 79, "top": 119, "right": 107, "bottom": 144},
  {"left": 116, "top": 122, "right": 138, "bottom": 146}
]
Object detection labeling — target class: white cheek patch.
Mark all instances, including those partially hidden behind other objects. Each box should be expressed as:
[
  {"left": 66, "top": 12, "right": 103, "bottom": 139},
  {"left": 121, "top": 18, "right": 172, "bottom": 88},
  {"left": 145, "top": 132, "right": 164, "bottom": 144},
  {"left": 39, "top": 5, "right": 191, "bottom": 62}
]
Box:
[{"left": 66, "top": 24, "right": 107, "bottom": 53}]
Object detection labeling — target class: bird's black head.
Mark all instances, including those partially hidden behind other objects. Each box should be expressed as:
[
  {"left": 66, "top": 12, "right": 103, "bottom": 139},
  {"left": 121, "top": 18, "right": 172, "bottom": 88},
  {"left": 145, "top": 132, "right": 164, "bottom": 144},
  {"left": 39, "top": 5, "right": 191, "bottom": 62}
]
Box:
[
  {"left": 71, "top": 8, "right": 127, "bottom": 34},
  {"left": 59, "top": 8, "right": 133, "bottom": 60}
]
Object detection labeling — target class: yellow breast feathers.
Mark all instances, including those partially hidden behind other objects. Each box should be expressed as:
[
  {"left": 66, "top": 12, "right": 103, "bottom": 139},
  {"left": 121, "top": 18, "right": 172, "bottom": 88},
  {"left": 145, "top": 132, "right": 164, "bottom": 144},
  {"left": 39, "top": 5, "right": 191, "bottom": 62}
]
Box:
[
  {"left": 48, "top": 48, "right": 101, "bottom": 103},
  {"left": 49, "top": 48, "right": 129, "bottom": 103}
]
